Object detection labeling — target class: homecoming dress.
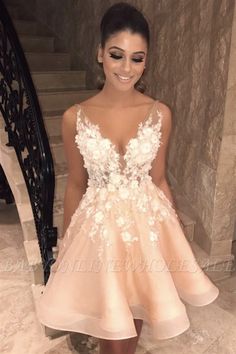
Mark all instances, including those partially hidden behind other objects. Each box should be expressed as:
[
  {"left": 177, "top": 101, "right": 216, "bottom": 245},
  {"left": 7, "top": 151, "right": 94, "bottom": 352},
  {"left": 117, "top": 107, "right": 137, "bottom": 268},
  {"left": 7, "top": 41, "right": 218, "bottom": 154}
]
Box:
[{"left": 37, "top": 100, "right": 219, "bottom": 340}]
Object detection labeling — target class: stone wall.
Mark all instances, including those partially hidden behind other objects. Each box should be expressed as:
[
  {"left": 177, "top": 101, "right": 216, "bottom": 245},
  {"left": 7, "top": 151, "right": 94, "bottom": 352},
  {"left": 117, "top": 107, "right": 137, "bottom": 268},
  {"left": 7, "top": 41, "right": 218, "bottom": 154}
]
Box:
[{"left": 17, "top": 0, "right": 236, "bottom": 257}]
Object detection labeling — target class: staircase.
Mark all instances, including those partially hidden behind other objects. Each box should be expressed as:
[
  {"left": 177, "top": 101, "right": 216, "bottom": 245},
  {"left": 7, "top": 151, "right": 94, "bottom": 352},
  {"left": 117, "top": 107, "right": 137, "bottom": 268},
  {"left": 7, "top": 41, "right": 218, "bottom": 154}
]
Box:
[{"left": 0, "top": 0, "right": 234, "bottom": 342}]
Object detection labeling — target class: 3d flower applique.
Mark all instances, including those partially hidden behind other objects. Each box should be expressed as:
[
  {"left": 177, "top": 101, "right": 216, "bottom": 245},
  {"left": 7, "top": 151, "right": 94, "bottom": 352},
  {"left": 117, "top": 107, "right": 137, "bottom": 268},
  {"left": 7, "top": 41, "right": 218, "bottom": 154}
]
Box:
[
  {"left": 151, "top": 199, "right": 160, "bottom": 212},
  {"left": 140, "top": 142, "right": 152, "bottom": 154},
  {"left": 130, "top": 180, "right": 139, "bottom": 189},
  {"left": 86, "top": 137, "right": 97, "bottom": 151},
  {"left": 116, "top": 216, "right": 126, "bottom": 227},
  {"left": 150, "top": 231, "right": 159, "bottom": 242},
  {"left": 94, "top": 211, "right": 104, "bottom": 224},
  {"left": 159, "top": 208, "right": 170, "bottom": 219},
  {"left": 121, "top": 231, "right": 138, "bottom": 243},
  {"left": 129, "top": 139, "right": 139, "bottom": 151},
  {"left": 143, "top": 126, "right": 153, "bottom": 136},
  {"left": 99, "top": 187, "right": 108, "bottom": 201},
  {"left": 118, "top": 186, "right": 130, "bottom": 200},
  {"left": 104, "top": 201, "right": 112, "bottom": 211},
  {"left": 110, "top": 172, "right": 121, "bottom": 186},
  {"left": 148, "top": 216, "right": 155, "bottom": 226},
  {"left": 107, "top": 183, "right": 116, "bottom": 192},
  {"left": 100, "top": 139, "right": 111, "bottom": 150},
  {"left": 93, "top": 150, "right": 100, "bottom": 160}
]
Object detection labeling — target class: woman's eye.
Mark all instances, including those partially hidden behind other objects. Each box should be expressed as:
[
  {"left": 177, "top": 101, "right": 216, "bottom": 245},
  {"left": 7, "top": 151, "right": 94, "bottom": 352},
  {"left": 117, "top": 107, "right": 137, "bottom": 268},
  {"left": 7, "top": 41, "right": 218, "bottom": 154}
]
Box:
[
  {"left": 109, "top": 53, "right": 144, "bottom": 63},
  {"left": 109, "top": 53, "right": 122, "bottom": 60},
  {"left": 132, "top": 57, "right": 144, "bottom": 63}
]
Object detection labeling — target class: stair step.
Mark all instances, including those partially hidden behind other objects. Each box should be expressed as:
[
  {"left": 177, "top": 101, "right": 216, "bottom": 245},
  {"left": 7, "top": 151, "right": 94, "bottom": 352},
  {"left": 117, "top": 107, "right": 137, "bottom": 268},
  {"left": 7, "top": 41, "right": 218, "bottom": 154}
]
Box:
[
  {"left": 38, "top": 89, "right": 97, "bottom": 112},
  {"left": 32, "top": 70, "right": 86, "bottom": 92},
  {"left": 25, "top": 52, "right": 71, "bottom": 71},
  {"left": 13, "top": 19, "right": 38, "bottom": 35},
  {"left": 21, "top": 198, "right": 64, "bottom": 242},
  {"left": 19, "top": 34, "right": 55, "bottom": 52}
]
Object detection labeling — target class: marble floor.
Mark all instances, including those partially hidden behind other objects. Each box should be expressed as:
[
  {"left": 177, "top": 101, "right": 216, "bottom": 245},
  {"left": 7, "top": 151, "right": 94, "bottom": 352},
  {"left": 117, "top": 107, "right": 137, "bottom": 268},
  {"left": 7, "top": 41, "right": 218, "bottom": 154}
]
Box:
[{"left": 0, "top": 200, "right": 236, "bottom": 354}]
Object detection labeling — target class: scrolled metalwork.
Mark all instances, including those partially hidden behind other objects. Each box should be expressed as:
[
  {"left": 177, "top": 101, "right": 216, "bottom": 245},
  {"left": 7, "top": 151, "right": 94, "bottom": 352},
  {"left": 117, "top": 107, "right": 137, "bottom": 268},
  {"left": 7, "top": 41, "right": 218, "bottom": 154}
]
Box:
[{"left": 0, "top": 0, "right": 57, "bottom": 284}]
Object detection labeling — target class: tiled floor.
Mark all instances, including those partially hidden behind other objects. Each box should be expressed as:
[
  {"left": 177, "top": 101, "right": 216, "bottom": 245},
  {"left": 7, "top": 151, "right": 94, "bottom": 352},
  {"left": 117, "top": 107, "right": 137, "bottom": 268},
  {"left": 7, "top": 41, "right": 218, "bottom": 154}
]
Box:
[{"left": 1, "top": 201, "right": 236, "bottom": 354}]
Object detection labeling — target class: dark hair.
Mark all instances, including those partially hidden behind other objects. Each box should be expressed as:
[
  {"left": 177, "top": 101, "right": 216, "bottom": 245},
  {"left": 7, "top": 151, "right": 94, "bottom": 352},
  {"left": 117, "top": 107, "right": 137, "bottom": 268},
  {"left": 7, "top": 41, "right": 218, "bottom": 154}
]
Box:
[
  {"left": 100, "top": 2, "right": 150, "bottom": 48},
  {"left": 96, "top": 2, "right": 150, "bottom": 93}
]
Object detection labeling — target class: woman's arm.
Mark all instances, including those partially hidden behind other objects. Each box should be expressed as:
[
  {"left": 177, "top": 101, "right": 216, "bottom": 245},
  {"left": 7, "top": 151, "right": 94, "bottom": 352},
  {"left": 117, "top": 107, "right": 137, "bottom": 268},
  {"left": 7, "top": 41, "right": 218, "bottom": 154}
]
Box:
[
  {"left": 149, "top": 103, "right": 183, "bottom": 226},
  {"left": 61, "top": 105, "right": 89, "bottom": 236}
]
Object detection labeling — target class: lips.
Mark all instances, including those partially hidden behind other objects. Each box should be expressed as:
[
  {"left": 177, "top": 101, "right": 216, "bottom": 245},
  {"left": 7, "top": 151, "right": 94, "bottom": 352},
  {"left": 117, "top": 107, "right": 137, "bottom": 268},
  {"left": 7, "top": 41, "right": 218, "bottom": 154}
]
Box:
[{"left": 115, "top": 74, "right": 133, "bottom": 82}]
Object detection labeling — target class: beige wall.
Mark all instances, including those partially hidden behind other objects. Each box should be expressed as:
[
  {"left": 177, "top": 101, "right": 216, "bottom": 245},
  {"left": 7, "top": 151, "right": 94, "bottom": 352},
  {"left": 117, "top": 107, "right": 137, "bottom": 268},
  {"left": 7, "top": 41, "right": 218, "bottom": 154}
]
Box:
[{"left": 25, "top": 0, "right": 236, "bottom": 258}]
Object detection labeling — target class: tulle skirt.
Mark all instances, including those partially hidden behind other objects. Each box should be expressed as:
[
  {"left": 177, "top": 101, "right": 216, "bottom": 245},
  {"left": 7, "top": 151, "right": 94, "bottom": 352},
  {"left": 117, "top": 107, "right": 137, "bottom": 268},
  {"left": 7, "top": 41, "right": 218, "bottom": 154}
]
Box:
[{"left": 36, "top": 182, "right": 219, "bottom": 340}]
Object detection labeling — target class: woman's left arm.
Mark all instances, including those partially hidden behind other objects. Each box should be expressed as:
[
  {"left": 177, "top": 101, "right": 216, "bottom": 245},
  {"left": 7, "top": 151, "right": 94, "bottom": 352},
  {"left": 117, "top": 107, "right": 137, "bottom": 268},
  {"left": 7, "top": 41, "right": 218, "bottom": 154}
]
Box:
[{"left": 149, "top": 103, "right": 183, "bottom": 226}]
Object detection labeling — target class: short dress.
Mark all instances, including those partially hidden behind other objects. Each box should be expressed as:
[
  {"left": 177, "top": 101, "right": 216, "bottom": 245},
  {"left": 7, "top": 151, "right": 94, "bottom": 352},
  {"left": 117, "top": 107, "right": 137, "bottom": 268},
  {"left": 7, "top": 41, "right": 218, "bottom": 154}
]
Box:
[{"left": 37, "top": 100, "right": 219, "bottom": 340}]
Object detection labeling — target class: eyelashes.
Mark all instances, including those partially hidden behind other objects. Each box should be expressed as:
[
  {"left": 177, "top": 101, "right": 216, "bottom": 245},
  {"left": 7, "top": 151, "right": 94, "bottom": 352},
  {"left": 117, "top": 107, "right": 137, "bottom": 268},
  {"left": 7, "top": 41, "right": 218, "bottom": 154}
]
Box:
[{"left": 109, "top": 53, "right": 144, "bottom": 63}]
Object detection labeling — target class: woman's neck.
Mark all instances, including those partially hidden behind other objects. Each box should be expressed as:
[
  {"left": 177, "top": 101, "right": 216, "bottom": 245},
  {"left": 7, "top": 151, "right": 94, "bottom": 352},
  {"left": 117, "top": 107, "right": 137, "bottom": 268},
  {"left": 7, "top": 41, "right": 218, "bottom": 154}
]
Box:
[{"left": 99, "top": 82, "right": 139, "bottom": 108}]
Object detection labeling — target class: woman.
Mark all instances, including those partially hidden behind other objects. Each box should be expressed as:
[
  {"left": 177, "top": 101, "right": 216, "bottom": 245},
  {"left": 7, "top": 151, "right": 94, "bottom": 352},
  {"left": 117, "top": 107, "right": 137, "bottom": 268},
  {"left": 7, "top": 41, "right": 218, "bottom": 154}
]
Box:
[{"left": 37, "top": 3, "right": 219, "bottom": 354}]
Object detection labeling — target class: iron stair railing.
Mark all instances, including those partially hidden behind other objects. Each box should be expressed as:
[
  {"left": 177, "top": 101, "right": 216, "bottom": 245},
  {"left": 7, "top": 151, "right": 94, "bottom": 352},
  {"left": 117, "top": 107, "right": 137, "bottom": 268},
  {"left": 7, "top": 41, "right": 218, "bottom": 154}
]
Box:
[{"left": 0, "top": 0, "right": 57, "bottom": 284}]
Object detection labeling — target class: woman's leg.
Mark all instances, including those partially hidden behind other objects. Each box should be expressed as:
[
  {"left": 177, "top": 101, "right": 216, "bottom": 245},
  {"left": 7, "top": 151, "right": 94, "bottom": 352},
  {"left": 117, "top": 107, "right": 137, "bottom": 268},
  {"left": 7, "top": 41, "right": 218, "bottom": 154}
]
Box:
[
  {"left": 98, "top": 319, "right": 143, "bottom": 354},
  {"left": 99, "top": 337, "right": 130, "bottom": 354},
  {"left": 126, "top": 319, "right": 143, "bottom": 354}
]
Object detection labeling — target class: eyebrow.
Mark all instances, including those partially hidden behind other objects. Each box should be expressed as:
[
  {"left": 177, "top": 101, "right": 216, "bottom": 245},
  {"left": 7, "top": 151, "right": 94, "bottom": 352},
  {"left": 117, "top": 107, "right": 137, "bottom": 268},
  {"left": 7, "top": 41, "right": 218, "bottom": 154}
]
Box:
[{"left": 108, "top": 46, "right": 146, "bottom": 55}]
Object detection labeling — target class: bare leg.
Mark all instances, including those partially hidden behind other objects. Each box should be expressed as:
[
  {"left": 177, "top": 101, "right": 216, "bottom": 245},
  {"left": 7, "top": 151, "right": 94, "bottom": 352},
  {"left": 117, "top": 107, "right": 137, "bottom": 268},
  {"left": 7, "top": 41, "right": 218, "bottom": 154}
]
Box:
[
  {"left": 126, "top": 319, "right": 143, "bottom": 354},
  {"left": 99, "top": 337, "right": 130, "bottom": 354},
  {"left": 98, "top": 319, "right": 143, "bottom": 354}
]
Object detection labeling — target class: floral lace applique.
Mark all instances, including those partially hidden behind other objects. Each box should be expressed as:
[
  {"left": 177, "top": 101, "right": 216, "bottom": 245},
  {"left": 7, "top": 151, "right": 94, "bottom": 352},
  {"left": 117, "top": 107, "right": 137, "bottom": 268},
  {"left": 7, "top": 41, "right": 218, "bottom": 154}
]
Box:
[{"left": 65, "top": 104, "right": 179, "bottom": 261}]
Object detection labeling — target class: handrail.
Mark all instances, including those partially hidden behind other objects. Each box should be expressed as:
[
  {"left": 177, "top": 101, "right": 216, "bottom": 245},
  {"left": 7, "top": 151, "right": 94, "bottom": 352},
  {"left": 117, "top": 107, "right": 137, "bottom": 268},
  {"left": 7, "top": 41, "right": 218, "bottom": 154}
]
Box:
[{"left": 0, "top": 0, "right": 57, "bottom": 284}]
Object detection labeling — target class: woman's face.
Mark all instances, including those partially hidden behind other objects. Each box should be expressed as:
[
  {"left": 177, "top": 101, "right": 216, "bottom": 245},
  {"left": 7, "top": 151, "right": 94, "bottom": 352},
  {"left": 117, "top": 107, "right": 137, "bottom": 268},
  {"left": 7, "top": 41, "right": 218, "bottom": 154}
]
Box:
[{"left": 97, "top": 30, "right": 148, "bottom": 92}]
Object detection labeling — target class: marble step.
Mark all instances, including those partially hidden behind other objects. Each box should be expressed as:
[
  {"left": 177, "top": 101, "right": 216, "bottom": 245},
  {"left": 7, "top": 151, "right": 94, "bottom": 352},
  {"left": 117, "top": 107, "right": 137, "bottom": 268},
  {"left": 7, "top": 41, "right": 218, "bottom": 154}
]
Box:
[
  {"left": 0, "top": 129, "right": 66, "bottom": 201},
  {"left": 19, "top": 34, "right": 55, "bottom": 52},
  {"left": 0, "top": 155, "right": 67, "bottom": 204},
  {"left": 25, "top": 52, "right": 71, "bottom": 71},
  {"left": 21, "top": 197, "right": 64, "bottom": 241},
  {"left": 13, "top": 19, "right": 38, "bottom": 35},
  {"left": 32, "top": 71, "right": 86, "bottom": 92},
  {"left": 38, "top": 89, "right": 97, "bottom": 112}
]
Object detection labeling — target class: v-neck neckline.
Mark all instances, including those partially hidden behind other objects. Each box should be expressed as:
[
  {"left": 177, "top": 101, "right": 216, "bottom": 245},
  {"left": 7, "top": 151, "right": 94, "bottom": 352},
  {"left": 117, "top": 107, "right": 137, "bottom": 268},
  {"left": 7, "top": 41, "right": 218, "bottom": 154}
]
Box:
[{"left": 77, "top": 100, "right": 158, "bottom": 158}]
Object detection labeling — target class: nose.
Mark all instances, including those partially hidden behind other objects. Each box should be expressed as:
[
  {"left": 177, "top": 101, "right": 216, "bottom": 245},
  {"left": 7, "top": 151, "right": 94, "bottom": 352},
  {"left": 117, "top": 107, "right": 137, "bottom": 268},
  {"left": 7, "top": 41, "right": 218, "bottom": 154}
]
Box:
[{"left": 121, "top": 58, "right": 131, "bottom": 73}]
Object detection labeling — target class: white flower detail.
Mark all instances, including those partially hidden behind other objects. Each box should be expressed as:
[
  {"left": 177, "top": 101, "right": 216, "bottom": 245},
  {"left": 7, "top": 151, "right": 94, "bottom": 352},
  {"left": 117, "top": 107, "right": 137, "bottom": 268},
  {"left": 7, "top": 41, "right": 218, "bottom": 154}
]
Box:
[
  {"left": 151, "top": 199, "right": 160, "bottom": 211},
  {"left": 143, "top": 127, "right": 153, "bottom": 137},
  {"left": 100, "top": 139, "right": 111, "bottom": 149},
  {"left": 130, "top": 180, "right": 139, "bottom": 189},
  {"left": 148, "top": 217, "right": 155, "bottom": 226},
  {"left": 141, "top": 142, "right": 151, "bottom": 154},
  {"left": 110, "top": 173, "right": 121, "bottom": 186},
  {"left": 74, "top": 107, "right": 167, "bottom": 260},
  {"left": 93, "top": 150, "right": 100, "bottom": 159},
  {"left": 150, "top": 231, "right": 159, "bottom": 241},
  {"left": 119, "top": 186, "right": 130, "bottom": 199},
  {"left": 129, "top": 140, "right": 139, "bottom": 149},
  {"left": 116, "top": 217, "right": 125, "bottom": 227},
  {"left": 99, "top": 187, "right": 107, "bottom": 200},
  {"left": 160, "top": 209, "right": 169, "bottom": 217},
  {"left": 86, "top": 138, "right": 97, "bottom": 150},
  {"left": 121, "top": 231, "right": 138, "bottom": 243},
  {"left": 107, "top": 183, "right": 116, "bottom": 192},
  {"left": 94, "top": 211, "right": 104, "bottom": 224},
  {"left": 105, "top": 201, "right": 112, "bottom": 210}
]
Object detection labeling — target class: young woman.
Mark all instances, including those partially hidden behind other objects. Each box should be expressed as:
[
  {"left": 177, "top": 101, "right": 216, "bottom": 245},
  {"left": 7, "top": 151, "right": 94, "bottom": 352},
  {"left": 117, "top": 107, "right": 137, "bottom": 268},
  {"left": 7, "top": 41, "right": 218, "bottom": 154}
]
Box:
[{"left": 38, "top": 3, "right": 219, "bottom": 354}]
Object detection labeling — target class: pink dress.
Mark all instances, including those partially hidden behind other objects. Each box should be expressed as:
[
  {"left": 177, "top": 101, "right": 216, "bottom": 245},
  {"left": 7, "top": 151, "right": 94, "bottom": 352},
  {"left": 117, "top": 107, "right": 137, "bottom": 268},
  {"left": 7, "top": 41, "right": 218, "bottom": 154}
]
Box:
[{"left": 37, "top": 100, "right": 219, "bottom": 340}]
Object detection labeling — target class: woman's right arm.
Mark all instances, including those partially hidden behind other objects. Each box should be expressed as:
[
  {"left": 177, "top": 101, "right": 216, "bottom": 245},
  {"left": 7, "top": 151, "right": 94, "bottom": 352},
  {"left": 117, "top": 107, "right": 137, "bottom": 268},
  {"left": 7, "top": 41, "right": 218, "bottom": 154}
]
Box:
[{"left": 61, "top": 105, "right": 88, "bottom": 236}]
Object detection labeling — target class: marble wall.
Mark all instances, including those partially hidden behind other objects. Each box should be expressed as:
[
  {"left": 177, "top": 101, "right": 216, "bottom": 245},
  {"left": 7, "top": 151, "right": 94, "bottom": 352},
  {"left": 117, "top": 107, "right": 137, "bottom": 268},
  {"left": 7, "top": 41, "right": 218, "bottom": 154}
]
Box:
[{"left": 18, "top": 0, "right": 236, "bottom": 257}]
